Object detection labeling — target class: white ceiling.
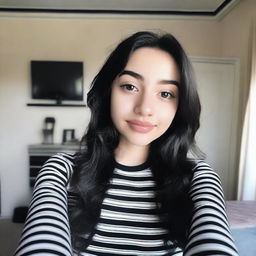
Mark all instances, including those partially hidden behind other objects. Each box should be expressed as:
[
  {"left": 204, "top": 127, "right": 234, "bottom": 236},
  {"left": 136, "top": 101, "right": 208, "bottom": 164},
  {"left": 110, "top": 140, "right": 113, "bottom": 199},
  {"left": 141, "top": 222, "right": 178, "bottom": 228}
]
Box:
[{"left": 0, "top": 0, "right": 242, "bottom": 18}]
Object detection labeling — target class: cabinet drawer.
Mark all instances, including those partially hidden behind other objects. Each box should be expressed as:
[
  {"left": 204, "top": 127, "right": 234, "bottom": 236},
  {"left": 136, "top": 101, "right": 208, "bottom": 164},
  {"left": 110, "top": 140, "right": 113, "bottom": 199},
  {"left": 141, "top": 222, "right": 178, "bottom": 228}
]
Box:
[
  {"left": 29, "top": 155, "right": 52, "bottom": 166},
  {"left": 28, "top": 143, "right": 79, "bottom": 188},
  {"left": 30, "top": 167, "right": 41, "bottom": 177}
]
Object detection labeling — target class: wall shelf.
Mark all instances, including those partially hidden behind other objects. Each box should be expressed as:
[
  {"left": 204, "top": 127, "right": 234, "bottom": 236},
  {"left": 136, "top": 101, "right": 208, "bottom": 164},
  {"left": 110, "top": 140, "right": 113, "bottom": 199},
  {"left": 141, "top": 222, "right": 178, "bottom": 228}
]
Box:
[{"left": 27, "top": 103, "right": 86, "bottom": 107}]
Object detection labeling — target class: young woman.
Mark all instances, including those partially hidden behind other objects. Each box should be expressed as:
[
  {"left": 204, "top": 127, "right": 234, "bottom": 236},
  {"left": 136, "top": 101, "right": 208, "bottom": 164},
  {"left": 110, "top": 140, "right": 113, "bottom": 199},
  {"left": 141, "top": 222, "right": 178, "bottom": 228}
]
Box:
[{"left": 15, "top": 31, "right": 239, "bottom": 255}]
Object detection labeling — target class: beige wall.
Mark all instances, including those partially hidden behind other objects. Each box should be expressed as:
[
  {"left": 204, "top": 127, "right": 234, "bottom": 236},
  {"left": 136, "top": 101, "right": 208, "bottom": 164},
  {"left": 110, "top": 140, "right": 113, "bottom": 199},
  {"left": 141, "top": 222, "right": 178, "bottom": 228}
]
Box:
[
  {"left": 221, "top": 0, "right": 256, "bottom": 128},
  {"left": 0, "top": 0, "right": 255, "bottom": 217}
]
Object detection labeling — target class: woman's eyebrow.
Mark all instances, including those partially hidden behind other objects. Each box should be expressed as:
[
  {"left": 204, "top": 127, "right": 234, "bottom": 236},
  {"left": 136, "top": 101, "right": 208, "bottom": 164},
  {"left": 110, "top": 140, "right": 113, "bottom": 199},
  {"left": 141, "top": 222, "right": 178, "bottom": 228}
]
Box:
[
  {"left": 160, "top": 79, "right": 180, "bottom": 87},
  {"left": 119, "top": 69, "right": 180, "bottom": 88},
  {"left": 118, "top": 70, "right": 143, "bottom": 80}
]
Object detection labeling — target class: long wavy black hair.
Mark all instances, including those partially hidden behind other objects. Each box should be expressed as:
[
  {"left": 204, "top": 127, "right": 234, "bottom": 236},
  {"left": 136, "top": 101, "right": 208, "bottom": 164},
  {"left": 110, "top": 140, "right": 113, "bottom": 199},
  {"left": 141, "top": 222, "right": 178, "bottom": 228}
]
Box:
[{"left": 69, "top": 31, "right": 202, "bottom": 250}]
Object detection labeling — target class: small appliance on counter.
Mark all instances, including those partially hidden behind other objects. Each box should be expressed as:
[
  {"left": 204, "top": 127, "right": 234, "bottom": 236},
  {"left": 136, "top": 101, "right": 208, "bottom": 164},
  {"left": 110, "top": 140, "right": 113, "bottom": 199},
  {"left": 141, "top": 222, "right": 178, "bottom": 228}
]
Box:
[{"left": 42, "top": 117, "right": 55, "bottom": 144}]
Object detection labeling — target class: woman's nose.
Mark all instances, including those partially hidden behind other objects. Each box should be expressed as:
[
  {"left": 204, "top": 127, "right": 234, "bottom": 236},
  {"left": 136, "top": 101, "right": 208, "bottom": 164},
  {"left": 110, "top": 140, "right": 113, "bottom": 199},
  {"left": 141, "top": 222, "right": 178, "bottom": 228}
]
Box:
[{"left": 134, "top": 93, "right": 153, "bottom": 116}]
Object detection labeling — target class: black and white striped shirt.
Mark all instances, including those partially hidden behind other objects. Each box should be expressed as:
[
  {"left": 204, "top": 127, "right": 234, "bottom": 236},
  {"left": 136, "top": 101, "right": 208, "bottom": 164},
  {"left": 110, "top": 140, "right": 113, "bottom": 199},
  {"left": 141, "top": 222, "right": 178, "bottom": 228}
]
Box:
[{"left": 14, "top": 153, "right": 239, "bottom": 256}]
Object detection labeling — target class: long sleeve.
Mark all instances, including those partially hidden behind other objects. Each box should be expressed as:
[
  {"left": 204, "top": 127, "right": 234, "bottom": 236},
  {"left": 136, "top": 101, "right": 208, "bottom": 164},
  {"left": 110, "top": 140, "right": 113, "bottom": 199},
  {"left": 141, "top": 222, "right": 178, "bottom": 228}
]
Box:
[
  {"left": 184, "top": 161, "right": 239, "bottom": 256},
  {"left": 14, "top": 153, "right": 74, "bottom": 256}
]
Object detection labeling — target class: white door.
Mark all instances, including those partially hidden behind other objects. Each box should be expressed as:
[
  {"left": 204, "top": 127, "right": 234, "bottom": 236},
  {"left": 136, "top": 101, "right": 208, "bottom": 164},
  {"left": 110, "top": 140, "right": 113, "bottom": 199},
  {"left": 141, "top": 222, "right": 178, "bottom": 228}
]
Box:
[{"left": 191, "top": 57, "right": 240, "bottom": 200}]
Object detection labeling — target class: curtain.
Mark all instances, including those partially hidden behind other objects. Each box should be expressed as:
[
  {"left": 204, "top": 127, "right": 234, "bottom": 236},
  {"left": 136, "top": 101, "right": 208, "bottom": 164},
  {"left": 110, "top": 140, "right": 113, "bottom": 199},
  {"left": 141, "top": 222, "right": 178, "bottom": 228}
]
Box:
[{"left": 237, "top": 23, "right": 256, "bottom": 200}]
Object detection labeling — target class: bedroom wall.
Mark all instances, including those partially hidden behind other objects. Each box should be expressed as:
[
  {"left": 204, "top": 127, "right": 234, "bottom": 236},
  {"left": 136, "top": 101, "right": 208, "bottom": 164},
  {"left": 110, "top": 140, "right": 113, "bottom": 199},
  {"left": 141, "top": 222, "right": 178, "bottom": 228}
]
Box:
[
  {"left": 221, "top": 0, "right": 256, "bottom": 133},
  {"left": 0, "top": 0, "right": 255, "bottom": 217}
]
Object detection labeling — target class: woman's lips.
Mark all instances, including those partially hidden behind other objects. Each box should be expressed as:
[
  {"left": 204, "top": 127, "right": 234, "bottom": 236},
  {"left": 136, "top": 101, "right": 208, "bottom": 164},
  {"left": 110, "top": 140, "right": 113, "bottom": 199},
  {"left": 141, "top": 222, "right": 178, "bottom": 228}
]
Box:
[{"left": 127, "top": 120, "right": 155, "bottom": 133}]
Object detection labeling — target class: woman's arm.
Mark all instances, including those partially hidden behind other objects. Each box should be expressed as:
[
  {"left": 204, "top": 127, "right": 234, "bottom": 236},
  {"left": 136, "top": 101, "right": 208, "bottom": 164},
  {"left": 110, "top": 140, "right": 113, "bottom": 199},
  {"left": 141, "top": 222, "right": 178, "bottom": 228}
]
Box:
[
  {"left": 184, "top": 161, "right": 239, "bottom": 256},
  {"left": 14, "top": 153, "right": 74, "bottom": 256}
]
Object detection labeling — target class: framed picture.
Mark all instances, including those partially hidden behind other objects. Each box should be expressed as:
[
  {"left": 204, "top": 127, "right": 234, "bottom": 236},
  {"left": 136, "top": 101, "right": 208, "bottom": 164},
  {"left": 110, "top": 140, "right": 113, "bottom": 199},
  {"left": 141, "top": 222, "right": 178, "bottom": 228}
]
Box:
[{"left": 62, "top": 129, "right": 75, "bottom": 144}]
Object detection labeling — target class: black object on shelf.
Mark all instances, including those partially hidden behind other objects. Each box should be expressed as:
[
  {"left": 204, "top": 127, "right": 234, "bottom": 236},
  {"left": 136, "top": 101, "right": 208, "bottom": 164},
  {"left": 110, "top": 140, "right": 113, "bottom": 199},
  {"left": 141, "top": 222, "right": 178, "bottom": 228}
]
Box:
[
  {"left": 27, "top": 103, "right": 86, "bottom": 107},
  {"left": 13, "top": 206, "right": 28, "bottom": 223}
]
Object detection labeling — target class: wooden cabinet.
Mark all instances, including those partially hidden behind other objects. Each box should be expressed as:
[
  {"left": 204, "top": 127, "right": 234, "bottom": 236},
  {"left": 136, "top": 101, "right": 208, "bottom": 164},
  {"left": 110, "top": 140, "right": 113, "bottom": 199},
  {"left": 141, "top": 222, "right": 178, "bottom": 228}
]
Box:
[{"left": 28, "top": 144, "right": 79, "bottom": 187}]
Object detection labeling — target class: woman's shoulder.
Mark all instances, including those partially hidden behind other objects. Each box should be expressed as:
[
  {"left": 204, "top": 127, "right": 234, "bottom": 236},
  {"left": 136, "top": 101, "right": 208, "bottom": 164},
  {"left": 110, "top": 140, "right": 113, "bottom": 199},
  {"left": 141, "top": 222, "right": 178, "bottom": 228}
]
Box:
[
  {"left": 46, "top": 152, "right": 76, "bottom": 165},
  {"left": 191, "top": 159, "right": 221, "bottom": 183},
  {"left": 189, "top": 160, "right": 224, "bottom": 199},
  {"left": 39, "top": 152, "right": 76, "bottom": 185}
]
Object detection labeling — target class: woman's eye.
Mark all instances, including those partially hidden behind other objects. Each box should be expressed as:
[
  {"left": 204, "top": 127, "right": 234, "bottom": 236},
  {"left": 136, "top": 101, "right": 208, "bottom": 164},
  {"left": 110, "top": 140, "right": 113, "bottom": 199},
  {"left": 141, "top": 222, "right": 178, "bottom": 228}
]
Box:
[
  {"left": 160, "top": 91, "right": 175, "bottom": 99},
  {"left": 120, "top": 84, "right": 138, "bottom": 91}
]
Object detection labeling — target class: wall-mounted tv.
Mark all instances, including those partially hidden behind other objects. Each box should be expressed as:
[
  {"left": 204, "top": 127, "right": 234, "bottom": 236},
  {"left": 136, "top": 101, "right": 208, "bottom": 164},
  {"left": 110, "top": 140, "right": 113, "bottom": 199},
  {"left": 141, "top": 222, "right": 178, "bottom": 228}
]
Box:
[{"left": 31, "top": 60, "right": 84, "bottom": 104}]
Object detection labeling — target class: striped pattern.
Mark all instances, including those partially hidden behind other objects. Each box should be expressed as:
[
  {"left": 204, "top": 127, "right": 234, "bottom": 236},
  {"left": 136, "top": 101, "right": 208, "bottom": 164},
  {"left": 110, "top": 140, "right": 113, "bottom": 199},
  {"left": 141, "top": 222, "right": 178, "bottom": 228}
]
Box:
[
  {"left": 184, "top": 162, "right": 239, "bottom": 256},
  {"left": 14, "top": 153, "right": 239, "bottom": 256},
  {"left": 80, "top": 163, "right": 178, "bottom": 255},
  {"left": 14, "top": 153, "right": 74, "bottom": 256}
]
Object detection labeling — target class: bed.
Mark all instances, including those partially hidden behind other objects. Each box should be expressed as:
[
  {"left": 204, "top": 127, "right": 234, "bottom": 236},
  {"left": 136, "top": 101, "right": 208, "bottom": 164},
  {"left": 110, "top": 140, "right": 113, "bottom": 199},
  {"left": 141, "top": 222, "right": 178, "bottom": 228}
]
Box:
[{"left": 226, "top": 200, "right": 256, "bottom": 256}]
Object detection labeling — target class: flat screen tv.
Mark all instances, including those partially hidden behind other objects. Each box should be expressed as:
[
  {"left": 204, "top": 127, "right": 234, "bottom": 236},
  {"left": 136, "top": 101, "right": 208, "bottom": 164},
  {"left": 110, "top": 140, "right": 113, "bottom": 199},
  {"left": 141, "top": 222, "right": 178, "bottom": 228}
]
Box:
[{"left": 31, "top": 60, "right": 84, "bottom": 104}]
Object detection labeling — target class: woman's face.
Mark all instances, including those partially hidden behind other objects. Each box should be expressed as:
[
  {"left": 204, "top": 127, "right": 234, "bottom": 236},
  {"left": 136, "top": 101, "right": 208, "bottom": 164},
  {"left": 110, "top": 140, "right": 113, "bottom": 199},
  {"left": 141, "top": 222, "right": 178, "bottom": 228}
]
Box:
[{"left": 111, "top": 47, "right": 180, "bottom": 149}]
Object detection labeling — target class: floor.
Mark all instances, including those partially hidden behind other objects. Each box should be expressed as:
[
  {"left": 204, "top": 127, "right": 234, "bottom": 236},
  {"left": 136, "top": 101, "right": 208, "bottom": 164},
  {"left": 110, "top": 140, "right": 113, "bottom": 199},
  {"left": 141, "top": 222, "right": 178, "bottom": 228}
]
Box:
[{"left": 0, "top": 218, "right": 23, "bottom": 256}]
